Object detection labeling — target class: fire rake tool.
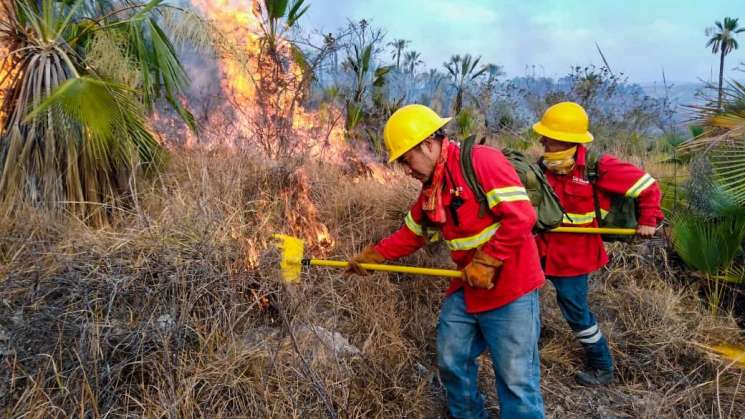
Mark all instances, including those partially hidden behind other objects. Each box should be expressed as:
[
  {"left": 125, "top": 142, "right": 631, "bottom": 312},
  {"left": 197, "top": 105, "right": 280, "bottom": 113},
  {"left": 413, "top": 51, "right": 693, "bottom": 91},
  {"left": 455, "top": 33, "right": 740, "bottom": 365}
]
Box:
[
  {"left": 273, "top": 234, "right": 462, "bottom": 283},
  {"left": 273, "top": 226, "right": 636, "bottom": 283},
  {"left": 551, "top": 226, "right": 636, "bottom": 235}
]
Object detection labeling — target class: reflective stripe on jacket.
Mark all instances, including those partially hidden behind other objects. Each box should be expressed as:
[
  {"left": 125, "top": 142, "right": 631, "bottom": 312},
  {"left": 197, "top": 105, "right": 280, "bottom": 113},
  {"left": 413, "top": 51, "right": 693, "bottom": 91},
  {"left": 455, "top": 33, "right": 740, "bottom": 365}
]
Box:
[
  {"left": 537, "top": 145, "right": 664, "bottom": 277},
  {"left": 374, "top": 142, "right": 545, "bottom": 313}
]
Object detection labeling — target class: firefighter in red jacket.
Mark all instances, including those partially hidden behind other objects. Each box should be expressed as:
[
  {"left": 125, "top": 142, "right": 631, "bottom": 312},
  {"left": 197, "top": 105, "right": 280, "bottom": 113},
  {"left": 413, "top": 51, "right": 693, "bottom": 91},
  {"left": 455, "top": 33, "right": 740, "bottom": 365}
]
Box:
[
  {"left": 347, "top": 104, "right": 546, "bottom": 419},
  {"left": 533, "top": 101, "right": 664, "bottom": 386}
]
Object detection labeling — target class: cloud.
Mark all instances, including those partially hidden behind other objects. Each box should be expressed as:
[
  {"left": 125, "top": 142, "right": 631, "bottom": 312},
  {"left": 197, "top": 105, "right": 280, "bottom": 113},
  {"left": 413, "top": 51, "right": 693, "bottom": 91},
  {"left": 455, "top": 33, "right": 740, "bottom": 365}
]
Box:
[{"left": 301, "top": 0, "right": 745, "bottom": 82}]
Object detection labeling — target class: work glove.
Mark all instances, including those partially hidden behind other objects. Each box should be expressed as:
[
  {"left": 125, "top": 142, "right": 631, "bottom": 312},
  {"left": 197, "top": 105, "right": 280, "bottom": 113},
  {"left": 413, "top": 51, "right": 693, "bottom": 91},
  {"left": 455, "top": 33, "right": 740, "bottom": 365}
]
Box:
[
  {"left": 346, "top": 245, "right": 386, "bottom": 276},
  {"left": 636, "top": 224, "right": 657, "bottom": 238},
  {"left": 463, "top": 249, "right": 503, "bottom": 289}
]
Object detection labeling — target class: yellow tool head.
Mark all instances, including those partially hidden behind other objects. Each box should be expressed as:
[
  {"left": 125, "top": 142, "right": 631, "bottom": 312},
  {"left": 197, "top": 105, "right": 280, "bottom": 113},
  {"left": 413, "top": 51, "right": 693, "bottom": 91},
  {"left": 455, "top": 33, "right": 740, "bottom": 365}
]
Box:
[
  {"left": 709, "top": 344, "right": 745, "bottom": 367},
  {"left": 272, "top": 234, "right": 305, "bottom": 283}
]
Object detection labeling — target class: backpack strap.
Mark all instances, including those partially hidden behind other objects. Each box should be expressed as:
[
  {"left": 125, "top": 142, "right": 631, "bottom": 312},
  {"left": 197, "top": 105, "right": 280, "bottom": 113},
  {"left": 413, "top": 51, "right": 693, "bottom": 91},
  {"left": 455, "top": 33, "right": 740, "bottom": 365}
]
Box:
[
  {"left": 419, "top": 211, "right": 435, "bottom": 243},
  {"left": 536, "top": 156, "right": 573, "bottom": 225},
  {"left": 460, "top": 135, "right": 489, "bottom": 218},
  {"left": 585, "top": 149, "right": 603, "bottom": 224}
]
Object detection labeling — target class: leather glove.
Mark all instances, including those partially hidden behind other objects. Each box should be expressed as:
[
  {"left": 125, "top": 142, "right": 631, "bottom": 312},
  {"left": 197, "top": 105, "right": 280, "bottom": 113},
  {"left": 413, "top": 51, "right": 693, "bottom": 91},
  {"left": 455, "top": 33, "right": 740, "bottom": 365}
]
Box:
[
  {"left": 346, "top": 245, "right": 386, "bottom": 276},
  {"left": 636, "top": 224, "right": 656, "bottom": 238},
  {"left": 463, "top": 249, "right": 503, "bottom": 289}
]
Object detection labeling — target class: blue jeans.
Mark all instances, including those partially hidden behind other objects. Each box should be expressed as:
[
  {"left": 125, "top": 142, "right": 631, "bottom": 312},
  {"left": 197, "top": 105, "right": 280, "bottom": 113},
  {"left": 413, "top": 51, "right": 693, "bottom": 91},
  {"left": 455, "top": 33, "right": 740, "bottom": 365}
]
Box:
[
  {"left": 548, "top": 274, "right": 613, "bottom": 371},
  {"left": 436, "top": 290, "right": 544, "bottom": 419}
]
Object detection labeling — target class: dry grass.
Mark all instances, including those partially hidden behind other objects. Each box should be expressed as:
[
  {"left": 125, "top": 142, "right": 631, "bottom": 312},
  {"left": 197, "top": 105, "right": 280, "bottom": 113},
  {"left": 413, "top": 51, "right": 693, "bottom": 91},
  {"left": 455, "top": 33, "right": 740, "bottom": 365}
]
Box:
[{"left": 0, "top": 149, "right": 743, "bottom": 418}]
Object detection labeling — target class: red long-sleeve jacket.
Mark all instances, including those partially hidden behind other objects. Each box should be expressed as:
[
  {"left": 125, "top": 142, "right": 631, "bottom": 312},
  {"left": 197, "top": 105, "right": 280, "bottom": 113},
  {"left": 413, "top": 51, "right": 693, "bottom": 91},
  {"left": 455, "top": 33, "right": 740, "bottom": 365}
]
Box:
[
  {"left": 537, "top": 145, "right": 664, "bottom": 277},
  {"left": 374, "top": 142, "right": 545, "bottom": 313}
]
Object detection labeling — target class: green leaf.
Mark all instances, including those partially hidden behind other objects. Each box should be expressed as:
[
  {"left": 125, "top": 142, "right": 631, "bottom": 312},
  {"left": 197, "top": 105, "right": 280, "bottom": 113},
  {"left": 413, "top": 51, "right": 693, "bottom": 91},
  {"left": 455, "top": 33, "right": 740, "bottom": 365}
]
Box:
[
  {"left": 346, "top": 102, "right": 364, "bottom": 131},
  {"left": 361, "top": 44, "right": 373, "bottom": 74},
  {"left": 372, "top": 65, "right": 392, "bottom": 87},
  {"left": 131, "top": 0, "right": 165, "bottom": 20},
  {"left": 24, "top": 77, "right": 124, "bottom": 137},
  {"left": 54, "top": 0, "right": 85, "bottom": 40},
  {"left": 714, "top": 265, "right": 745, "bottom": 284},
  {"left": 266, "top": 0, "right": 290, "bottom": 19},
  {"left": 287, "top": 0, "right": 309, "bottom": 27},
  {"left": 672, "top": 211, "right": 745, "bottom": 274}
]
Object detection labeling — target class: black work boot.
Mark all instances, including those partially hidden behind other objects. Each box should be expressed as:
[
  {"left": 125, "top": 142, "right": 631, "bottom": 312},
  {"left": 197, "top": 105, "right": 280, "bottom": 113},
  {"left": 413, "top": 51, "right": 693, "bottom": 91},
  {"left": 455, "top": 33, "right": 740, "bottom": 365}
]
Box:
[{"left": 575, "top": 368, "right": 613, "bottom": 386}]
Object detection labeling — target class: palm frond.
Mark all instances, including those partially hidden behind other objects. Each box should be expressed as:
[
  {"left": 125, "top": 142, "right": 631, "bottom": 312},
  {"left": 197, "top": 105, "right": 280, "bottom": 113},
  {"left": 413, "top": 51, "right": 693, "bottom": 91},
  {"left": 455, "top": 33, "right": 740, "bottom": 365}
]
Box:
[
  {"left": 672, "top": 211, "right": 745, "bottom": 274},
  {"left": 287, "top": 0, "right": 309, "bottom": 27},
  {"left": 265, "top": 0, "right": 290, "bottom": 20},
  {"left": 160, "top": 8, "right": 214, "bottom": 54},
  {"left": 85, "top": 30, "right": 142, "bottom": 86},
  {"left": 715, "top": 264, "right": 745, "bottom": 284},
  {"left": 24, "top": 76, "right": 125, "bottom": 136},
  {"left": 710, "top": 138, "right": 745, "bottom": 204},
  {"left": 682, "top": 78, "right": 745, "bottom": 206},
  {"left": 118, "top": 15, "right": 195, "bottom": 131}
]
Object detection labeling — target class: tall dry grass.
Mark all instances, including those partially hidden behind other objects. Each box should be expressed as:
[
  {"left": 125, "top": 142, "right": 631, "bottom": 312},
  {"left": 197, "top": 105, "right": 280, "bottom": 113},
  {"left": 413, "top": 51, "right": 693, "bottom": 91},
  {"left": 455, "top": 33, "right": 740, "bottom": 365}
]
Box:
[{"left": 0, "top": 149, "right": 743, "bottom": 418}]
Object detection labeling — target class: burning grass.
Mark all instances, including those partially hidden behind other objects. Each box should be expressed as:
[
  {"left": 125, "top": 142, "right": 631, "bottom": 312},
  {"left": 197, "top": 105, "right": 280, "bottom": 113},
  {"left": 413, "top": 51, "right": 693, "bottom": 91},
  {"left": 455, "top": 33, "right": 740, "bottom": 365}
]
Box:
[{"left": 0, "top": 150, "right": 743, "bottom": 418}]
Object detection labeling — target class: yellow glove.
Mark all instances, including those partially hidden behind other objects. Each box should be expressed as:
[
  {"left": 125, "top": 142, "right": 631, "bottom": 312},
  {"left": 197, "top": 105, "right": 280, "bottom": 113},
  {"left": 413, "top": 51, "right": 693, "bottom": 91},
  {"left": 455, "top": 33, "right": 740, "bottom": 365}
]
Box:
[
  {"left": 463, "top": 249, "right": 503, "bottom": 289},
  {"left": 346, "top": 245, "right": 386, "bottom": 276}
]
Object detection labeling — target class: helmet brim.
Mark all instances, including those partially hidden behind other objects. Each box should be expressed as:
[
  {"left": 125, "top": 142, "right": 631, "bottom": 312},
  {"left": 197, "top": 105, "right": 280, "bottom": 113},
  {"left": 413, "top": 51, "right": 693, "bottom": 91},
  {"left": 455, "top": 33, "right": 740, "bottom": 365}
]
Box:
[{"left": 532, "top": 121, "right": 593, "bottom": 144}]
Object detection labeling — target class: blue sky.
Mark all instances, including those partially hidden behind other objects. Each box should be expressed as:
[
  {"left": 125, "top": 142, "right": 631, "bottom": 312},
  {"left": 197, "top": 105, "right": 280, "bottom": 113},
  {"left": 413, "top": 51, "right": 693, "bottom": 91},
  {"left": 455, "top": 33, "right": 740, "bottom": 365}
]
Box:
[{"left": 302, "top": 0, "right": 745, "bottom": 83}]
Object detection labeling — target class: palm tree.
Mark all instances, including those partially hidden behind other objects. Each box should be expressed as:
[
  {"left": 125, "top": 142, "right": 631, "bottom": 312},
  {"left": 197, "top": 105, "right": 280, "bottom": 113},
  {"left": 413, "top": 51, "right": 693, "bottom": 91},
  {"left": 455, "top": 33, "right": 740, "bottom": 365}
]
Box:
[
  {"left": 683, "top": 80, "right": 745, "bottom": 206},
  {"left": 479, "top": 63, "right": 505, "bottom": 100},
  {"left": 443, "top": 54, "right": 489, "bottom": 114},
  {"left": 706, "top": 17, "right": 745, "bottom": 109},
  {"left": 343, "top": 42, "right": 392, "bottom": 132},
  {"left": 423, "top": 68, "right": 446, "bottom": 91},
  {"left": 387, "top": 38, "right": 410, "bottom": 70},
  {"left": 0, "top": 0, "right": 197, "bottom": 222},
  {"left": 253, "top": 0, "right": 313, "bottom": 157},
  {"left": 403, "top": 50, "right": 423, "bottom": 74},
  {"left": 257, "top": 0, "right": 309, "bottom": 68}
]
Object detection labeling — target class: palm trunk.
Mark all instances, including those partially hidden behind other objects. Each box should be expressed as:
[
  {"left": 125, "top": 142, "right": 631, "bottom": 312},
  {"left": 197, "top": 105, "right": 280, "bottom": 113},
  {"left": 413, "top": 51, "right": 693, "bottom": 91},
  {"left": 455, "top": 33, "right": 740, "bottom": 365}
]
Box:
[
  {"left": 455, "top": 88, "right": 463, "bottom": 115},
  {"left": 718, "top": 48, "right": 725, "bottom": 110}
]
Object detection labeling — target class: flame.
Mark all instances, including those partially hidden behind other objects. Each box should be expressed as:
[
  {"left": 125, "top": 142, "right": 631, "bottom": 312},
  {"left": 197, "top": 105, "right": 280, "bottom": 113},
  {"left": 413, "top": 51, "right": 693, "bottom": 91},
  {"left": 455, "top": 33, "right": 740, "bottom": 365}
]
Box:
[
  {"left": 250, "top": 288, "right": 270, "bottom": 310},
  {"left": 184, "top": 1, "right": 341, "bottom": 249},
  {"left": 180, "top": 0, "right": 352, "bottom": 159},
  {"left": 281, "top": 168, "right": 334, "bottom": 252},
  {"left": 148, "top": 1, "right": 399, "bottom": 250},
  {"left": 0, "top": 43, "right": 11, "bottom": 127},
  {"left": 191, "top": 0, "right": 261, "bottom": 106},
  {"left": 245, "top": 239, "right": 260, "bottom": 269}
]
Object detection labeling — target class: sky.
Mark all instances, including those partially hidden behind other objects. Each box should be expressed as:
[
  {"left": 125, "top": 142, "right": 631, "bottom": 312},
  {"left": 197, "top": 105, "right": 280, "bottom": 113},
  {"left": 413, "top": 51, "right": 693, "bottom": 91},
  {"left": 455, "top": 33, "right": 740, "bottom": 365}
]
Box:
[{"left": 302, "top": 0, "right": 745, "bottom": 83}]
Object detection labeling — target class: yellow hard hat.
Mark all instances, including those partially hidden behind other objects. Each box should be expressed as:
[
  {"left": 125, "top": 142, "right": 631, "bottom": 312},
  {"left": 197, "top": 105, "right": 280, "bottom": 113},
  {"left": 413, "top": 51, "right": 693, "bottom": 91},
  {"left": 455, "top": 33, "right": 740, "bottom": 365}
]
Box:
[
  {"left": 532, "top": 101, "right": 594, "bottom": 143},
  {"left": 383, "top": 104, "right": 452, "bottom": 163}
]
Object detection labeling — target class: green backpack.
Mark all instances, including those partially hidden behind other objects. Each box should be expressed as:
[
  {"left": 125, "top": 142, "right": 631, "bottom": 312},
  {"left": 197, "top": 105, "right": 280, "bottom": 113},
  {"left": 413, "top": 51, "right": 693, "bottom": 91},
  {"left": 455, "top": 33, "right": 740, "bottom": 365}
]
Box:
[
  {"left": 585, "top": 151, "right": 638, "bottom": 242},
  {"left": 460, "top": 136, "right": 566, "bottom": 232}
]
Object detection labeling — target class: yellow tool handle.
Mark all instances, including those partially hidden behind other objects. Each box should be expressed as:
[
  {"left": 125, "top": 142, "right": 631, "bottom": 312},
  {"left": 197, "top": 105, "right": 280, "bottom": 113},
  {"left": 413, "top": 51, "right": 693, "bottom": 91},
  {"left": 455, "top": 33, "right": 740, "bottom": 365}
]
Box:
[
  {"left": 301, "top": 227, "right": 635, "bottom": 279},
  {"left": 308, "top": 259, "right": 462, "bottom": 278},
  {"left": 550, "top": 227, "right": 636, "bottom": 235}
]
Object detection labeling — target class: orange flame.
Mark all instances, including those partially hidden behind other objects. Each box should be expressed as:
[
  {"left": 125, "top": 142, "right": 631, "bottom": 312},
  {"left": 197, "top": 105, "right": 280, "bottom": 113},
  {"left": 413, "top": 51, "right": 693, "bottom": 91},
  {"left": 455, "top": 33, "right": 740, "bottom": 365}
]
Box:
[
  {"left": 184, "top": 0, "right": 349, "bottom": 158},
  {"left": 245, "top": 238, "right": 260, "bottom": 269},
  {"left": 281, "top": 168, "right": 334, "bottom": 252},
  {"left": 0, "top": 43, "right": 11, "bottom": 126},
  {"left": 152, "top": 1, "right": 399, "bottom": 249}
]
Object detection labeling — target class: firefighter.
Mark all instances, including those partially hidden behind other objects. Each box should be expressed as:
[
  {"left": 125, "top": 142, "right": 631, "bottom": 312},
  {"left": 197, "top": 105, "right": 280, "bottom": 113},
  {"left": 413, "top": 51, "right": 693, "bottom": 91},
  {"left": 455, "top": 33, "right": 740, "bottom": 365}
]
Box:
[
  {"left": 347, "top": 104, "right": 546, "bottom": 419},
  {"left": 533, "top": 101, "right": 663, "bottom": 386}
]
